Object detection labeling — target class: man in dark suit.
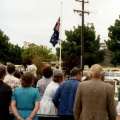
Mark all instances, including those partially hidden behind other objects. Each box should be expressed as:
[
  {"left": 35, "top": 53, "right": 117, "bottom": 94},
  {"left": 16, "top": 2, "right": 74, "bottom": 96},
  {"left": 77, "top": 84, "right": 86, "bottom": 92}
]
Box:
[
  {"left": 0, "top": 64, "right": 12, "bottom": 120},
  {"left": 74, "top": 64, "right": 116, "bottom": 120}
]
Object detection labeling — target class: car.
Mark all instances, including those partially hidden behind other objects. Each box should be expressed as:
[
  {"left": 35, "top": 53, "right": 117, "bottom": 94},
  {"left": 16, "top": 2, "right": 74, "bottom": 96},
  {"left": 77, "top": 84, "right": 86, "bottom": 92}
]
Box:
[
  {"left": 82, "top": 70, "right": 90, "bottom": 81},
  {"left": 104, "top": 71, "right": 120, "bottom": 85},
  {"left": 103, "top": 71, "right": 120, "bottom": 93}
]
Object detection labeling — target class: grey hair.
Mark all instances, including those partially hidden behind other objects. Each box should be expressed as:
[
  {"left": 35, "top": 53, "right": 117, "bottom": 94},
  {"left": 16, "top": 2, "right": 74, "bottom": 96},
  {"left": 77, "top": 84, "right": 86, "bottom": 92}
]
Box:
[{"left": 90, "top": 64, "right": 103, "bottom": 77}]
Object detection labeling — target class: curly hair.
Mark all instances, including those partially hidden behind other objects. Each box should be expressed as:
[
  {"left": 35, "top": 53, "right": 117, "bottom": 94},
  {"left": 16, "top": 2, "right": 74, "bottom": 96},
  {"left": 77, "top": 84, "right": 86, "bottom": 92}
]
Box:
[
  {"left": 43, "top": 66, "right": 53, "bottom": 78},
  {"left": 21, "top": 72, "right": 33, "bottom": 87}
]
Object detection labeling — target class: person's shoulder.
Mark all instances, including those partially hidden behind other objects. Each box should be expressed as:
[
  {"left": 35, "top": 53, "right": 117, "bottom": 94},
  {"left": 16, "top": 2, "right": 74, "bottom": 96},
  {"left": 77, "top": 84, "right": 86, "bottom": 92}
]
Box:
[
  {"left": 96, "top": 80, "right": 113, "bottom": 87},
  {"left": 37, "top": 79, "right": 41, "bottom": 82},
  {"left": 104, "top": 82, "right": 114, "bottom": 88},
  {"left": 3, "top": 82, "right": 12, "bottom": 90},
  {"left": 59, "top": 79, "right": 74, "bottom": 86},
  {"left": 66, "top": 78, "right": 81, "bottom": 83},
  {"left": 78, "top": 80, "right": 91, "bottom": 86},
  {"left": 11, "top": 75, "right": 20, "bottom": 81},
  {"left": 47, "top": 81, "right": 53, "bottom": 85},
  {"left": 80, "top": 80, "right": 87, "bottom": 84},
  {"left": 60, "top": 79, "right": 68, "bottom": 84},
  {"left": 14, "top": 87, "right": 22, "bottom": 92},
  {"left": 37, "top": 78, "right": 44, "bottom": 83},
  {"left": 30, "top": 87, "right": 39, "bottom": 92},
  {"left": 4, "top": 74, "right": 9, "bottom": 77},
  {"left": 3, "top": 74, "right": 9, "bottom": 80},
  {"left": 58, "top": 81, "right": 65, "bottom": 88}
]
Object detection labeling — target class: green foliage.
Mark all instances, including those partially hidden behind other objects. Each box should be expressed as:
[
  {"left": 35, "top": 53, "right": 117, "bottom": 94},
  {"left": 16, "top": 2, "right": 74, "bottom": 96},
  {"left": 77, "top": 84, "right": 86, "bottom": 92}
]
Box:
[
  {"left": 0, "top": 29, "right": 9, "bottom": 63},
  {"left": 32, "top": 55, "right": 44, "bottom": 77},
  {"left": 22, "top": 44, "right": 57, "bottom": 64},
  {"left": 0, "top": 29, "right": 22, "bottom": 64},
  {"left": 56, "top": 25, "right": 105, "bottom": 70},
  {"left": 7, "top": 43, "right": 22, "bottom": 64},
  {"left": 22, "top": 44, "right": 51, "bottom": 61},
  {"left": 105, "top": 16, "right": 120, "bottom": 66}
]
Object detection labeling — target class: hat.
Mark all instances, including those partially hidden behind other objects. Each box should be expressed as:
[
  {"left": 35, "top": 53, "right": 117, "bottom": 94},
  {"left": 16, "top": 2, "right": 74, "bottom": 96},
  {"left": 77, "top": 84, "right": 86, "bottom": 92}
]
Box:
[
  {"left": 53, "top": 69, "right": 63, "bottom": 77},
  {"left": 70, "top": 67, "right": 81, "bottom": 76}
]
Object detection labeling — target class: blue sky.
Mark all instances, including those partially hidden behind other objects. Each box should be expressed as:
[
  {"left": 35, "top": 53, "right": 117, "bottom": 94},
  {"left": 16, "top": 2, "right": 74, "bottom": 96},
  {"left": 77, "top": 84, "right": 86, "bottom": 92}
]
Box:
[{"left": 0, "top": 0, "right": 120, "bottom": 52}]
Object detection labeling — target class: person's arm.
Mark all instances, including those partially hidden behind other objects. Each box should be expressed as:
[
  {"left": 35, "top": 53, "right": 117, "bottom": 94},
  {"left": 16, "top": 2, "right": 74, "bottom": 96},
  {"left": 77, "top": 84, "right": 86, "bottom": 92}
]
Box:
[
  {"left": 36, "top": 80, "right": 41, "bottom": 88},
  {"left": 107, "top": 85, "right": 117, "bottom": 120},
  {"left": 52, "top": 86, "right": 61, "bottom": 108},
  {"left": 26, "top": 101, "right": 40, "bottom": 120},
  {"left": 10, "top": 100, "right": 23, "bottom": 120},
  {"left": 7, "top": 86, "right": 12, "bottom": 105}
]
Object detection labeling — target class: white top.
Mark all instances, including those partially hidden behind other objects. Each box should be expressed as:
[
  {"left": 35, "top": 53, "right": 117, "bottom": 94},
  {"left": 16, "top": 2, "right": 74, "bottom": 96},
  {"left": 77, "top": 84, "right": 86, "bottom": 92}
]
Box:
[
  {"left": 3, "top": 74, "right": 21, "bottom": 91},
  {"left": 26, "top": 64, "right": 37, "bottom": 76},
  {"left": 38, "top": 81, "right": 59, "bottom": 115},
  {"left": 36, "top": 77, "right": 52, "bottom": 100}
]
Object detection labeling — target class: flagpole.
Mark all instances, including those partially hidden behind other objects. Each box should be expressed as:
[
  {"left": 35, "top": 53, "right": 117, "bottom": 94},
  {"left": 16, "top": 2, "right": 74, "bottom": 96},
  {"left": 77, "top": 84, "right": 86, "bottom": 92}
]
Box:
[{"left": 59, "top": 1, "right": 62, "bottom": 69}]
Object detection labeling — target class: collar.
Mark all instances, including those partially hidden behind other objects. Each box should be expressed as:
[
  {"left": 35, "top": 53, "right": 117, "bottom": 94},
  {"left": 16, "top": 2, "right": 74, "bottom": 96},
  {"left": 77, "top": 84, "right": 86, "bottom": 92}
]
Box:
[
  {"left": 91, "top": 78, "right": 101, "bottom": 81},
  {"left": 66, "top": 77, "right": 81, "bottom": 81}
]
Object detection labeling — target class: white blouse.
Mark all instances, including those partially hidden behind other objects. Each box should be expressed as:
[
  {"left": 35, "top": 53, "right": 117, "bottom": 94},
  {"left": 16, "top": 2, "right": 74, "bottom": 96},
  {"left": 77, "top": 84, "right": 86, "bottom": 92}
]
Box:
[{"left": 38, "top": 81, "right": 59, "bottom": 115}]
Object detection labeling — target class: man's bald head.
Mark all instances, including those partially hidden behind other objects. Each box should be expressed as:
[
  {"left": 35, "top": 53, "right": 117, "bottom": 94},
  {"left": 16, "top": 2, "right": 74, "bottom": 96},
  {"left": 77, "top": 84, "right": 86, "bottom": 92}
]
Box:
[{"left": 90, "top": 64, "right": 103, "bottom": 78}]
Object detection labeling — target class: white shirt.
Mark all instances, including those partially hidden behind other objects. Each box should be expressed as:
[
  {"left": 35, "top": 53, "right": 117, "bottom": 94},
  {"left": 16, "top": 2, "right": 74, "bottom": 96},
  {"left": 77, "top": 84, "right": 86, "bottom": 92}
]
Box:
[
  {"left": 38, "top": 81, "right": 59, "bottom": 115},
  {"left": 3, "top": 74, "right": 21, "bottom": 91}
]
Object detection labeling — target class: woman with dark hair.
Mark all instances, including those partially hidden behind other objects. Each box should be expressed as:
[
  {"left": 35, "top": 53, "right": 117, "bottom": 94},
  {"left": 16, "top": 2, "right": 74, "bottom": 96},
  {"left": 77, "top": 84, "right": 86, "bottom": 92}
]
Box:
[
  {"left": 38, "top": 69, "right": 64, "bottom": 115},
  {"left": 14, "top": 70, "right": 22, "bottom": 80},
  {"left": 11, "top": 72, "right": 40, "bottom": 120},
  {"left": 36, "top": 66, "right": 53, "bottom": 100}
]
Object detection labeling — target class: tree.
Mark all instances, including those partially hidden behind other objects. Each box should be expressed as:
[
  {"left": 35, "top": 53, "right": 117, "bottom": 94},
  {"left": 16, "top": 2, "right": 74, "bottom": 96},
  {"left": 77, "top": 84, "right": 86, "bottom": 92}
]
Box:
[
  {"left": 22, "top": 44, "right": 56, "bottom": 62},
  {"left": 7, "top": 43, "right": 22, "bottom": 64},
  {"left": 0, "top": 29, "right": 22, "bottom": 64},
  {"left": 56, "top": 25, "right": 105, "bottom": 70},
  {"left": 32, "top": 55, "right": 44, "bottom": 77},
  {"left": 62, "top": 54, "right": 80, "bottom": 71},
  {"left": 0, "top": 29, "right": 9, "bottom": 63},
  {"left": 22, "top": 43, "right": 57, "bottom": 71},
  {"left": 105, "top": 17, "right": 120, "bottom": 66}
]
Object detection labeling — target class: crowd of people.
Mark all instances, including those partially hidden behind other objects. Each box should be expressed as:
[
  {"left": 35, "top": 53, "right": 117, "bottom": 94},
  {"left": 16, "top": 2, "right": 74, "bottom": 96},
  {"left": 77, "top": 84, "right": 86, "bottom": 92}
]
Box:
[{"left": 0, "top": 62, "right": 119, "bottom": 120}]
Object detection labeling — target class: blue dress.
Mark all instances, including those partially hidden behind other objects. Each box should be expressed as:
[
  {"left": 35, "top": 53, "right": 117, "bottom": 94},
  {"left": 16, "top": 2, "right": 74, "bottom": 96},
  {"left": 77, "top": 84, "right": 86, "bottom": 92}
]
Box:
[{"left": 12, "top": 87, "right": 40, "bottom": 120}]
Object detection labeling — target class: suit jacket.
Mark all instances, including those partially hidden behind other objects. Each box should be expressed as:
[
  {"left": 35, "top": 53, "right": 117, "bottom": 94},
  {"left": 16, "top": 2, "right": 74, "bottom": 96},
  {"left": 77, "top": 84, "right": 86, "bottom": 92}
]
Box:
[
  {"left": 74, "top": 78, "right": 116, "bottom": 120},
  {"left": 0, "top": 80, "right": 12, "bottom": 120}
]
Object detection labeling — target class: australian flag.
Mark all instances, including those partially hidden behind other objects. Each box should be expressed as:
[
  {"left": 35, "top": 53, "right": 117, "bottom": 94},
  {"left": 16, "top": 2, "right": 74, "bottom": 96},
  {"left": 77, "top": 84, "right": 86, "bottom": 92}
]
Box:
[{"left": 50, "top": 17, "right": 60, "bottom": 47}]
